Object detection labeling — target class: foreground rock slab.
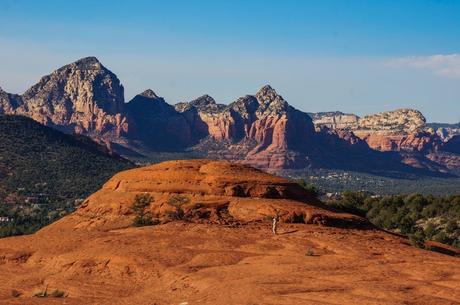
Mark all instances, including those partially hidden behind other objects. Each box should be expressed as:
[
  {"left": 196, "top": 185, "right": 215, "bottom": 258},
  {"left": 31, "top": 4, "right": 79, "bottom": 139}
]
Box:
[
  {"left": 1, "top": 223, "right": 459, "bottom": 305},
  {"left": 0, "top": 160, "right": 459, "bottom": 305}
]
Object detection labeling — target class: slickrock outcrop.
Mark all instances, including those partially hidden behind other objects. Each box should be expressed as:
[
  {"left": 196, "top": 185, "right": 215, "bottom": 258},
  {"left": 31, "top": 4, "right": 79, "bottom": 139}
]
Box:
[
  {"left": 73, "top": 160, "right": 364, "bottom": 230},
  {"left": 0, "top": 160, "right": 459, "bottom": 305}
]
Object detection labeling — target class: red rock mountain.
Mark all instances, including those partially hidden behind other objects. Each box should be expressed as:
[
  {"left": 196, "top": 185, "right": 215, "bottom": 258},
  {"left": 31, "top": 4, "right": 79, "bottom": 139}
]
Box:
[
  {"left": 1, "top": 57, "right": 128, "bottom": 139},
  {"left": 1, "top": 56, "right": 459, "bottom": 175},
  {"left": 310, "top": 109, "right": 460, "bottom": 173},
  {"left": 176, "top": 85, "right": 317, "bottom": 169},
  {"left": 311, "top": 109, "right": 437, "bottom": 152}
]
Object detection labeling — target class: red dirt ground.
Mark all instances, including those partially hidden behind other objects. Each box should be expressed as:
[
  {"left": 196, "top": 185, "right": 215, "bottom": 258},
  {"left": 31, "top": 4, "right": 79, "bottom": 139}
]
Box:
[{"left": 0, "top": 160, "right": 459, "bottom": 305}]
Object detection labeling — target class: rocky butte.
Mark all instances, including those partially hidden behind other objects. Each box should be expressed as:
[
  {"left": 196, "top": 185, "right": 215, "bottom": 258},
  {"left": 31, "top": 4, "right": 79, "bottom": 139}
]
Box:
[{"left": 0, "top": 160, "right": 458, "bottom": 305}]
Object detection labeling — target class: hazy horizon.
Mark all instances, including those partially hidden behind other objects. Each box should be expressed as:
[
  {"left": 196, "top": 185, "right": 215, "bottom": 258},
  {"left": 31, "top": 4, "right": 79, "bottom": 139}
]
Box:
[{"left": 1, "top": 0, "right": 459, "bottom": 123}]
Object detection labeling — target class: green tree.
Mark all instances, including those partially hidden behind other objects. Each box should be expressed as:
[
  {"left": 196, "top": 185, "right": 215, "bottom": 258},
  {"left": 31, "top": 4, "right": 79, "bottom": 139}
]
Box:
[{"left": 132, "top": 193, "right": 157, "bottom": 227}]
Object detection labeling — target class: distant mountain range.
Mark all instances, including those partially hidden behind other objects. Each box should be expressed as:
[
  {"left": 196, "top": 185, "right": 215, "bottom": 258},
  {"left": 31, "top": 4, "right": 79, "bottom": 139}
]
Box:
[{"left": 1, "top": 56, "right": 459, "bottom": 177}]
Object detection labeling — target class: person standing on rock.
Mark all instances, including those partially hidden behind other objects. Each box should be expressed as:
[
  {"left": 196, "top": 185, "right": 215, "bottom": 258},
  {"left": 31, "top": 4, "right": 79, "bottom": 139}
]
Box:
[{"left": 272, "top": 215, "right": 279, "bottom": 235}]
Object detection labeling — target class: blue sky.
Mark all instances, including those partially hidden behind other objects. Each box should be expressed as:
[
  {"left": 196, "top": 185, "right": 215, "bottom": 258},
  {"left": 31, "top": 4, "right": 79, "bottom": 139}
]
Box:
[{"left": 0, "top": 0, "right": 459, "bottom": 122}]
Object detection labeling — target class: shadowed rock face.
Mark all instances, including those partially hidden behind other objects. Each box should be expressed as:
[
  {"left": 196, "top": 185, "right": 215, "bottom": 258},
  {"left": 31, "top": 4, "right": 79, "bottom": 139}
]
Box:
[
  {"left": 125, "top": 89, "right": 192, "bottom": 150},
  {"left": 442, "top": 135, "right": 460, "bottom": 154}
]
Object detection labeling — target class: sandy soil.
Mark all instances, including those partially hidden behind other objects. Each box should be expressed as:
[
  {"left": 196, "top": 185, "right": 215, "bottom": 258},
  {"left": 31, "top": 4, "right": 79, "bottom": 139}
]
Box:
[{"left": 1, "top": 221, "right": 459, "bottom": 305}]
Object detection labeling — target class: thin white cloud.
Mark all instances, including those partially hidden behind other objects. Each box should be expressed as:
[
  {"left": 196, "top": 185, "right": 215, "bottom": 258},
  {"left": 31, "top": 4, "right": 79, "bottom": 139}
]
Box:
[{"left": 388, "top": 54, "right": 460, "bottom": 78}]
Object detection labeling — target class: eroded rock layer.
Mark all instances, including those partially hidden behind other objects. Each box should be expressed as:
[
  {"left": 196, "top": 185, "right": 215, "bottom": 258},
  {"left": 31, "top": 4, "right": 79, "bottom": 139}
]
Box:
[{"left": 73, "top": 160, "right": 365, "bottom": 230}]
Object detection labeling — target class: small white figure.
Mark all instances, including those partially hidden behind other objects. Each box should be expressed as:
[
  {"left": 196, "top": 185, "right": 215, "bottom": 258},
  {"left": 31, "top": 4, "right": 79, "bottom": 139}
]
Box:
[{"left": 272, "top": 215, "right": 279, "bottom": 235}]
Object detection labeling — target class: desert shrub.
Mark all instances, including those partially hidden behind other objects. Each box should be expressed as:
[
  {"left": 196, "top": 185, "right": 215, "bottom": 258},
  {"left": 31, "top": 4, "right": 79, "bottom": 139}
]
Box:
[
  {"left": 325, "top": 191, "right": 460, "bottom": 249},
  {"left": 305, "top": 248, "right": 314, "bottom": 256},
  {"left": 132, "top": 194, "right": 158, "bottom": 227},
  {"left": 168, "top": 194, "right": 190, "bottom": 207},
  {"left": 424, "top": 223, "right": 437, "bottom": 239},
  {"left": 165, "top": 207, "right": 185, "bottom": 221},
  {"left": 133, "top": 215, "right": 160, "bottom": 227},
  {"left": 296, "top": 180, "right": 319, "bottom": 199},
  {"left": 409, "top": 231, "right": 426, "bottom": 249},
  {"left": 432, "top": 231, "right": 450, "bottom": 244},
  {"left": 132, "top": 194, "right": 153, "bottom": 214},
  {"left": 445, "top": 220, "right": 458, "bottom": 233},
  {"left": 165, "top": 194, "right": 189, "bottom": 221}
]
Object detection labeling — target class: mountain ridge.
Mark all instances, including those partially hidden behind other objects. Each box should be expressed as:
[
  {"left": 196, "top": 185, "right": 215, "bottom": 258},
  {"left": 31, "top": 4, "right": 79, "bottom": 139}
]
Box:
[{"left": 1, "top": 56, "right": 459, "bottom": 176}]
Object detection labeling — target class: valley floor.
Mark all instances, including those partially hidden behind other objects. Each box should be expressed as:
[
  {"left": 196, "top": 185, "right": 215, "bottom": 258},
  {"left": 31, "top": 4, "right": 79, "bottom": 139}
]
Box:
[{"left": 0, "top": 221, "right": 459, "bottom": 305}]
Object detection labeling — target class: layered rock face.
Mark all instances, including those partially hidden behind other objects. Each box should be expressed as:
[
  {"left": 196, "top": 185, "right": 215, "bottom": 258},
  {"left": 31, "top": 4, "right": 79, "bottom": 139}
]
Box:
[
  {"left": 309, "top": 111, "right": 360, "bottom": 129},
  {"left": 176, "top": 95, "right": 232, "bottom": 141},
  {"left": 355, "top": 109, "right": 426, "bottom": 133},
  {"left": 312, "top": 108, "right": 437, "bottom": 153},
  {"left": 308, "top": 109, "right": 460, "bottom": 173},
  {"left": 75, "top": 160, "right": 364, "bottom": 229},
  {"left": 347, "top": 109, "right": 431, "bottom": 152},
  {"left": 3, "top": 57, "right": 128, "bottom": 138},
  {"left": 176, "top": 85, "right": 316, "bottom": 169}
]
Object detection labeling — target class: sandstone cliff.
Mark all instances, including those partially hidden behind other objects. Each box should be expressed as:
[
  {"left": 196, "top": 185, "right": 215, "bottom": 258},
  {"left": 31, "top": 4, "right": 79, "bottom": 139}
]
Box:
[
  {"left": 309, "top": 111, "right": 360, "bottom": 129},
  {"left": 312, "top": 108, "right": 438, "bottom": 153},
  {"left": 176, "top": 85, "right": 317, "bottom": 169},
  {"left": 5, "top": 57, "right": 128, "bottom": 139}
]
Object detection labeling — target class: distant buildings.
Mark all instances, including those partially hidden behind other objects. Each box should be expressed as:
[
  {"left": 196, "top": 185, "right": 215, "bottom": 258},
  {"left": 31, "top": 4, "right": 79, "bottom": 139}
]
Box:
[{"left": 0, "top": 216, "right": 12, "bottom": 222}]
